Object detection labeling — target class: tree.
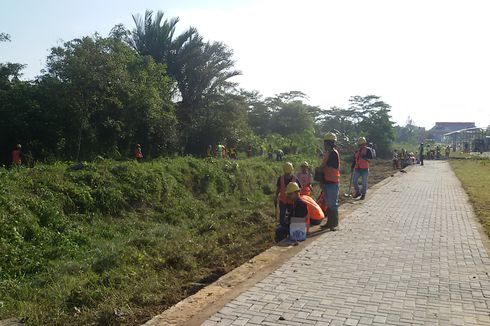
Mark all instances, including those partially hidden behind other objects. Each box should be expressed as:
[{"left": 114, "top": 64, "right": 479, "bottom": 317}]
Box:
[
  {"left": 0, "top": 33, "right": 10, "bottom": 42},
  {"left": 184, "top": 92, "right": 252, "bottom": 154},
  {"left": 44, "top": 33, "right": 178, "bottom": 160},
  {"left": 349, "top": 95, "right": 395, "bottom": 157},
  {"left": 129, "top": 10, "right": 196, "bottom": 65},
  {"left": 0, "top": 63, "right": 25, "bottom": 88},
  {"left": 129, "top": 10, "right": 241, "bottom": 147}
]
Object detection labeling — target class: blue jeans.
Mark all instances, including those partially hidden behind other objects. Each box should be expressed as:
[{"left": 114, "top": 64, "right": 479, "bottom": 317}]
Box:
[
  {"left": 353, "top": 169, "right": 369, "bottom": 195},
  {"left": 322, "top": 183, "right": 339, "bottom": 212}
]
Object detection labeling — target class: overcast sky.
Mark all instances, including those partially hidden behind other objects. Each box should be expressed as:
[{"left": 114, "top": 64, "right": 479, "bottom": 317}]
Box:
[{"left": 1, "top": 0, "right": 489, "bottom": 128}]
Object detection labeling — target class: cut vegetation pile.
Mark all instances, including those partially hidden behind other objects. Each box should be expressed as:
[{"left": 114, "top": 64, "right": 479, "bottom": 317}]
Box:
[{"left": 0, "top": 156, "right": 393, "bottom": 325}]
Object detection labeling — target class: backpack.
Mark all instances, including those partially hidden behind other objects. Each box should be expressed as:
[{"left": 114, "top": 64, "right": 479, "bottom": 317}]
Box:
[{"left": 367, "top": 147, "right": 376, "bottom": 159}]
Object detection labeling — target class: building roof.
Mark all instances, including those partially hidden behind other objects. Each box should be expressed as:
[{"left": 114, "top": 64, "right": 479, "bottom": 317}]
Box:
[
  {"left": 444, "top": 127, "right": 483, "bottom": 136},
  {"left": 430, "top": 122, "right": 476, "bottom": 133}
]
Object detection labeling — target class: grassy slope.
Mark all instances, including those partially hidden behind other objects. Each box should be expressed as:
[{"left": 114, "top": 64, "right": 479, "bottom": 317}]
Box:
[
  {"left": 450, "top": 158, "right": 490, "bottom": 235},
  {"left": 0, "top": 156, "right": 394, "bottom": 325}
]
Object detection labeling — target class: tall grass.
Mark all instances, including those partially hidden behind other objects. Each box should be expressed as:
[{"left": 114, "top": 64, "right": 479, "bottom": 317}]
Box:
[
  {"left": 0, "top": 155, "right": 393, "bottom": 325},
  {"left": 450, "top": 157, "right": 490, "bottom": 235},
  {"left": 0, "top": 156, "right": 305, "bottom": 325}
]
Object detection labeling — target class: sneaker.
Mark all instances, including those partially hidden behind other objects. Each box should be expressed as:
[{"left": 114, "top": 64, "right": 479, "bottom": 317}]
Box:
[
  {"left": 353, "top": 192, "right": 361, "bottom": 199},
  {"left": 360, "top": 194, "right": 366, "bottom": 200}
]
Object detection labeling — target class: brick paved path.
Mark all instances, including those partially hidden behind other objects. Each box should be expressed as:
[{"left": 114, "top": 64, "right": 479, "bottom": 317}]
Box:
[{"left": 204, "top": 161, "right": 490, "bottom": 325}]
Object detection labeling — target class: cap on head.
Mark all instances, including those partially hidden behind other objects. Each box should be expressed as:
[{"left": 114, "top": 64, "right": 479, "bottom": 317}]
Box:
[
  {"left": 324, "top": 132, "right": 337, "bottom": 142},
  {"left": 283, "top": 162, "right": 294, "bottom": 174},
  {"left": 300, "top": 161, "right": 309, "bottom": 168},
  {"left": 16, "top": 144, "right": 22, "bottom": 149},
  {"left": 357, "top": 137, "right": 367, "bottom": 145},
  {"left": 285, "top": 182, "right": 300, "bottom": 194}
]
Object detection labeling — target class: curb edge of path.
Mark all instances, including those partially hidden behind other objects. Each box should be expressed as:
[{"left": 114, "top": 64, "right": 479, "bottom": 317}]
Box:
[{"left": 143, "top": 166, "right": 414, "bottom": 326}]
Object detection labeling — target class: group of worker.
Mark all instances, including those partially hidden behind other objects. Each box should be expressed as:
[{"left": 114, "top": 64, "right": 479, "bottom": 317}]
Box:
[
  {"left": 422, "top": 144, "right": 451, "bottom": 160},
  {"left": 274, "top": 133, "right": 374, "bottom": 243},
  {"left": 206, "top": 144, "right": 245, "bottom": 159},
  {"left": 392, "top": 148, "right": 418, "bottom": 169}
]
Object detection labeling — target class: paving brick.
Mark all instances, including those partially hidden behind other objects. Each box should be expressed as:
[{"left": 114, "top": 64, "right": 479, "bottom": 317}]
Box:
[{"left": 203, "top": 161, "right": 490, "bottom": 325}]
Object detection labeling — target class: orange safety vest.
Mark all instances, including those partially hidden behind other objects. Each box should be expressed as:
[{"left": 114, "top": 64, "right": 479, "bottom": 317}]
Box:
[
  {"left": 322, "top": 149, "right": 340, "bottom": 183},
  {"left": 296, "top": 172, "right": 312, "bottom": 196},
  {"left": 12, "top": 149, "right": 21, "bottom": 165},
  {"left": 355, "top": 146, "right": 369, "bottom": 170},
  {"left": 299, "top": 195, "right": 325, "bottom": 221},
  {"left": 278, "top": 175, "right": 298, "bottom": 204}
]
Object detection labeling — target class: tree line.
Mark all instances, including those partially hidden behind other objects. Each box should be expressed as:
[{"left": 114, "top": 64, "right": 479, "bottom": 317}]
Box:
[{"left": 0, "top": 10, "right": 396, "bottom": 165}]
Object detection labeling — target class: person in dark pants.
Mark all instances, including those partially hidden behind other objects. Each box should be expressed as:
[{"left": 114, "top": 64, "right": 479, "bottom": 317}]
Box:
[
  {"left": 419, "top": 143, "right": 424, "bottom": 166},
  {"left": 274, "top": 162, "right": 299, "bottom": 241},
  {"left": 320, "top": 132, "right": 341, "bottom": 231}
]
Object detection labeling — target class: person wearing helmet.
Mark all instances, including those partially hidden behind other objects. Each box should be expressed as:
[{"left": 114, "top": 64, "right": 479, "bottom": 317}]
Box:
[
  {"left": 12, "top": 144, "right": 22, "bottom": 167},
  {"left": 283, "top": 182, "right": 325, "bottom": 241},
  {"left": 276, "top": 149, "right": 284, "bottom": 161},
  {"left": 320, "top": 132, "right": 341, "bottom": 231},
  {"left": 296, "top": 161, "right": 312, "bottom": 197},
  {"left": 275, "top": 162, "right": 300, "bottom": 241},
  {"left": 351, "top": 137, "right": 373, "bottom": 200},
  {"left": 283, "top": 182, "right": 308, "bottom": 241},
  {"left": 134, "top": 144, "right": 144, "bottom": 162}
]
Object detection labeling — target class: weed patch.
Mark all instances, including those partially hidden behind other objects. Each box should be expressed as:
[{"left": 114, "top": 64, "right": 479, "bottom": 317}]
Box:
[{"left": 0, "top": 156, "right": 393, "bottom": 325}]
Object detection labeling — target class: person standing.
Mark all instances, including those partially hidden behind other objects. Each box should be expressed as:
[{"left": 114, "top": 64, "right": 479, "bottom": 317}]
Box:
[
  {"left": 247, "top": 144, "right": 253, "bottom": 158},
  {"left": 276, "top": 149, "right": 284, "bottom": 161},
  {"left": 296, "top": 161, "right": 312, "bottom": 196},
  {"left": 320, "top": 132, "right": 340, "bottom": 231},
  {"left": 392, "top": 150, "right": 399, "bottom": 170},
  {"left": 419, "top": 143, "right": 424, "bottom": 166},
  {"left": 134, "top": 144, "right": 144, "bottom": 162},
  {"left": 12, "top": 144, "right": 22, "bottom": 167},
  {"left": 267, "top": 144, "right": 274, "bottom": 160},
  {"left": 206, "top": 145, "right": 212, "bottom": 158},
  {"left": 351, "top": 137, "right": 373, "bottom": 200}
]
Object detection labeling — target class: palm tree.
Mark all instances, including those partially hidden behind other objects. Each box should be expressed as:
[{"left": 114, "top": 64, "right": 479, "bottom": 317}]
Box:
[
  {"left": 129, "top": 10, "right": 241, "bottom": 109},
  {"left": 129, "top": 10, "right": 196, "bottom": 65}
]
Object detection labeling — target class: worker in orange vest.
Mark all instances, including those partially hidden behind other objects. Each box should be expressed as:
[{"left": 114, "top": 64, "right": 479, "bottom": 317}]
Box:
[
  {"left": 296, "top": 161, "right": 312, "bottom": 196},
  {"left": 134, "top": 144, "right": 144, "bottom": 162},
  {"left": 12, "top": 144, "right": 22, "bottom": 167},
  {"left": 284, "top": 182, "right": 325, "bottom": 241},
  {"left": 320, "top": 132, "right": 341, "bottom": 231},
  {"left": 351, "top": 137, "right": 373, "bottom": 200},
  {"left": 274, "top": 162, "right": 299, "bottom": 241}
]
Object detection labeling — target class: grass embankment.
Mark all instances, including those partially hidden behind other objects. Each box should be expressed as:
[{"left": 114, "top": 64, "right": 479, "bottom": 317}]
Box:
[
  {"left": 450, "top": 158, "right": 490, "bottom": 235},
  {"left": 0, "top": 156, "right": 393, "bottom": 325}
]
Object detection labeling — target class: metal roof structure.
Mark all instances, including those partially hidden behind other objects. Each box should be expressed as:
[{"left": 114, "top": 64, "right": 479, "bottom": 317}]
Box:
[{"left": 443, "top": 127, "right": 484, "bottom": 137}]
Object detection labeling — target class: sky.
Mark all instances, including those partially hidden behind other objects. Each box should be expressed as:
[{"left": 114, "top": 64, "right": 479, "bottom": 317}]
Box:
[{"left": 1, "top": 0, "right": 489, "bottom": 129}]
